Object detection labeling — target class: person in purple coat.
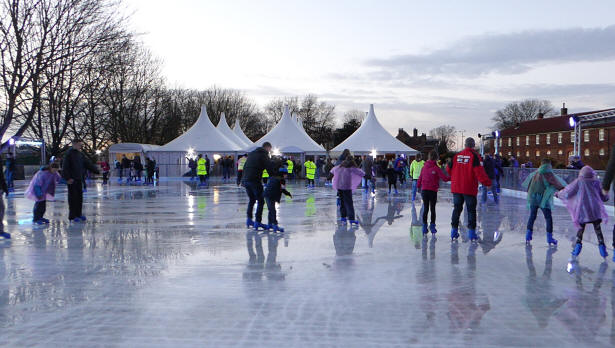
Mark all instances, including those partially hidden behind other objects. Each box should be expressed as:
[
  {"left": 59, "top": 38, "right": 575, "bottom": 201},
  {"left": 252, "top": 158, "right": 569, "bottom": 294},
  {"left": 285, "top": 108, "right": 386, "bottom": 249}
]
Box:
[{"left": 26, "top": 163, "right": 61, "bottom": 224}]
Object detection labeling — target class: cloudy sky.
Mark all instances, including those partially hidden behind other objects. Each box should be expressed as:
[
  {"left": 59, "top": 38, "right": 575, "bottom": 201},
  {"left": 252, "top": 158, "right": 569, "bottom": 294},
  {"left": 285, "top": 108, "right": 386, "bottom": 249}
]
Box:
[{"left": 124, "top": 0, "right": 615, "bottom": 143}]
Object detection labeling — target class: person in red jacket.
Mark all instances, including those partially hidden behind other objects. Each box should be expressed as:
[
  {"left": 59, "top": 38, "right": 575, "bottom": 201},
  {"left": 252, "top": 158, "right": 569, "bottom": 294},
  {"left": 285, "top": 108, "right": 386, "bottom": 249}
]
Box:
[
  {"left": 447, "top": 137, "right": 492, "bottom": 242},
  {"left": 417, "top": 150, "right": 451, "bottom": 236}
]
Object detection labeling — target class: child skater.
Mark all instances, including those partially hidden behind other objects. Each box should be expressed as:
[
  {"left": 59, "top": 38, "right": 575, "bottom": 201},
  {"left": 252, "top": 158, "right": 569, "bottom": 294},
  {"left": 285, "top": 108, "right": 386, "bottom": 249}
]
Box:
[
  {"left": 386, "top": 161, "right": 398, "bottom": 195},
  {"left": 263, "top": 165, "right": 293, "bottom": 232},
  {"left": 331, "top": 150, "right": 365, "bottom": 225},
  {"left": 556, "top": 165, "right": 609, "bottom": 259},
  {"left": 417, "top": 150, "right": 450, "bottom": 236},
  {"left": 25, "top": 163, "right": 61, "bottom": 225},
  {"left": 522, "top": 158, "right": 566, "bottom": 246}
]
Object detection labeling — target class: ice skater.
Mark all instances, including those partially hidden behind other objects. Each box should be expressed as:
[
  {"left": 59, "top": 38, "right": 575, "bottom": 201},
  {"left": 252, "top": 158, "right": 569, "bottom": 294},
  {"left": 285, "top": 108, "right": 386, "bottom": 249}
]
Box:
[
  {"left": 600, "top": 144, "right": 615, "bottom": 262},
  {"left": 417, "top": 150, "right": 450, "bottom": 236},
  {"left": 304, "top": 157, "right": 316, "bottom": 188},
  {"left": 196, "top": 154, "right": 207, "bottom": 186},
  {"left": 26, "top": 163, "right": 61, "bottom": 224},
  {"left": 0, "top": 154, "right": 9, "bottom": 239},
  {"left": 242, "top": 142, "right": 276, "bottom": 230},
  {"left": 481, "top": 154, "right": 499, "bottom": 204},
  {"left": 386, "top": 161, "right": 398, "bottom": 195},
  {"left": 331, "top": 149, "right": 364, "bottom": 225},
  {"left": 522, "top": 158, "right": 566, "bottom": 246},
  {"left": 62, "top": 138, "right": 100, "bottom": 222},
  {"left": 264, "top": 166, "right": 292, "bottom": 232},
  {"left": 410, "top": 153, "right": 425, "bottom": 201},
  {"left": 556, "top": 165, "right": 609, "bottom": 260}
]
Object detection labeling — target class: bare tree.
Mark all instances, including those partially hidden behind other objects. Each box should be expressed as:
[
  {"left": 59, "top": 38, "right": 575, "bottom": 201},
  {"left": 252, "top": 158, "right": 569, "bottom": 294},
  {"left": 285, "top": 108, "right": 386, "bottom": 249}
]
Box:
[
  {"left": 342, "top": 109, "right": 365, "bottom": 125},
  {"left": 429, "top": 125, "right": 456, "bottom": 153},
  {"left": 492, "top": 99, "right": 555, "bottom": 129}
]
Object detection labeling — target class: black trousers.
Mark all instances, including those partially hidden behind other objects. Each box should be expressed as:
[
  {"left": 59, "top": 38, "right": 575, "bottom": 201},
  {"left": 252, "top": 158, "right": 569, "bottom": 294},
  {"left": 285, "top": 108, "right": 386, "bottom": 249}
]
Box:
[
  {"left": 237, "top": 171, "right": 243, "bottom": 186},
  {"left": 67, "top": 181, "right": 83, "bottom": 220},
  {"left": 576, "top": 220, "right": 605, "bottom": 245},
  {"left": 265, "top": 196, "right": 277, "bottom": 225},
  {"left": 339, "top": 189, "right": 355, "bottom": 220},
  {"left": 33, "top": 200, "right": 46, "bottom": 221},
  {"left": 421, "top": 189, "right": 437, "bottom": 225}
]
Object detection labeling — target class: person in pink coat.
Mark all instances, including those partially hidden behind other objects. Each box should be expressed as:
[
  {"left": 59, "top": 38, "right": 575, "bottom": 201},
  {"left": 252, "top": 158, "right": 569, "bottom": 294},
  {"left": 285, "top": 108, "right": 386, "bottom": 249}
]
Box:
[
  {"left": 417, "top": 151, "right": 451, "bottom": 236},
  {"left": 331, "top": 149, "right": 365, "bottom": 225},
  {"left": 25, "top": 163, "right": 61, "bottom": 224}
]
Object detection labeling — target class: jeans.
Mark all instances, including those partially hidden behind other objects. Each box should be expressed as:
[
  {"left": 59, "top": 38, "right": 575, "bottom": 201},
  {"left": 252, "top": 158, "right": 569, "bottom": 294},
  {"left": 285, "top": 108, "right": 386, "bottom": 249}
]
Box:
[
  {"left": 245, "top": 181, "right": 264, "bottom": 223},
  {"left": 451, "top": 193, "right": 477, "bottom": 230},
  {"left": 526, "top": 206, "right": 552, "bottom": 233},
  {"left": 339, "top": 190, "right": 355, "bottom": 220},
  {"left": 5, "top": 169, "right": 13, "bottom": 188},
  {"left": 265, "top": 196, "right": 277, "bottom": 225},
  {"left": 33, "top": 200, "right": 46, "bottom": 221},
  {"left": 411, "top": 179, "right": 419, "bottom": 200},
  {"left": 67, "top": 181, "right": 83, "bottom": 220},
  {"left": 421, "top": 190, "right": 437, "bottom": 225},
  {"left": 102, "top": 172, "right": 109, "bottom": 184},
  {"left": 0, "top": 196, "right": 4, "bottom": 231},
  {"left": 222, "top": 167, "right": 230, "bottom": 179},
  {"left": 481, "top": 184, "right": 498, "bottom": 203}
]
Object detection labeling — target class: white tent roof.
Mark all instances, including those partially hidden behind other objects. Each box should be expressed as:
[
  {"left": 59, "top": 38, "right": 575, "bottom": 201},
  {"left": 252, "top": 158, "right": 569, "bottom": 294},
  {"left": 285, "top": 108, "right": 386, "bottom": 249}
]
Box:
[
  {"left": 157, "top": 105, "right": 242, "bottom": 152},
  {"left": 109, "top": 143, "right": 160, "bottom": 153},
  {"left": 232, "top": 118, "right": 254, "bottom": 148},
  {"left": 253, "top": 106, "right": 326, "bottom": 154},
  {"left": 217, "top": 112, "right": 250, "bottom": 148},
  {"left": 332, "top": 104, "right": 418, "bottom": 154}
]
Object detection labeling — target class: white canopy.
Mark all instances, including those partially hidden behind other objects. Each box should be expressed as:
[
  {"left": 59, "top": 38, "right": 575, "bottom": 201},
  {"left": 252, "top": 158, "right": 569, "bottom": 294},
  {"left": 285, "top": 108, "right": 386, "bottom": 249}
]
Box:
[
  {"left": 109, "top": 143, "right": 160, "bottom": 153},
  {"left": 217, "top": 112, "right": 250, "bottom": 148},
  {"left": 232, "top": 118, "right": 254, "bottom": 148},
  {"left": 332, "top": 104, "right": 418, "bottom": 155},
  {"left": 157, "top": 105, "right": 242, "bottom": 152},
  {"left": 252, "top": 106, "right": 326, "bottom": 154}
]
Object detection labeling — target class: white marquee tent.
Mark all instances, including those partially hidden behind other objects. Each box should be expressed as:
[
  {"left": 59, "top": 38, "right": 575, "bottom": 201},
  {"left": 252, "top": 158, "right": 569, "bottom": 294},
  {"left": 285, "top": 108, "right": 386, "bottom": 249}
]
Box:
[
  {"left": 251, "top": 105, "right": 326, "bottom": 155},
  {"left": 233, "top": 118, "right": 253, "bottom": 149},
  {"left": 217, "top": 112, "right": 250, "bottom": 148},
  {"left": 332, "top": 104, "right": 418, "bottom": 155}
]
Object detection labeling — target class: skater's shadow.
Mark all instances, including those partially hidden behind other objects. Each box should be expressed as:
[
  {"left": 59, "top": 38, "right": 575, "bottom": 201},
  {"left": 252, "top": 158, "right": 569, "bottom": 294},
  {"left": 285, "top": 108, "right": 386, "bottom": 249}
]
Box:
[
  {"left": 478, "top": 205, "right": 503, "bottom": 254},
  {"left": 243, "top": 231, "right": 285, "bottom": 282}
]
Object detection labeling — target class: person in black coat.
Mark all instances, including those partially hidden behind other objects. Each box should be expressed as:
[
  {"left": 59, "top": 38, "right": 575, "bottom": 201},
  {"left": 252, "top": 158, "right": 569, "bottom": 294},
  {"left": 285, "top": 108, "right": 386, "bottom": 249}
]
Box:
[
  {"left": 242, "top": 142, "right": 275, "bottom": 229},
  {"left": 601, "top": 145, "right": 615, "bottom": 258},
  {"left": 62, "top": 138, "right": 100, "bottom": 222},
  {"left": 264, "top": 166, "right": 292, "bottom": 232},
  {"left": 0, "top": 154, "right": 10, "bottom": 239},
  {"left": 481, "top": 154, "right": 499, "bottom": 204},
  {"left": 121, "top": 155, "right": 130, "bottom": 180}
]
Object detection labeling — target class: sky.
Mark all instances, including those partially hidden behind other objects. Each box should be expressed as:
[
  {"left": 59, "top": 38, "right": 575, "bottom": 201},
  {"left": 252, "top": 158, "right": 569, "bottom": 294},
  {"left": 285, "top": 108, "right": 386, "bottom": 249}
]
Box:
[{"left": 123, "top": 0, "right": 615, "bottom": 145}]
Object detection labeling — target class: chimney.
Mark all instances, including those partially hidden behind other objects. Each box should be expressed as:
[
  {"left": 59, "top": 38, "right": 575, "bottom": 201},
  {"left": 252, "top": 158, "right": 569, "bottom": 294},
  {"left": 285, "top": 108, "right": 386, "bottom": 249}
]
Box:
[
  {"left": 561, "top": 102, "right": 568, "bottom": 116},
  {"left": 413, "top": 128, "right": 418, "bottom": 137},
  {"left": 537, "top": 112, "right": 544, "bottom": 119}
]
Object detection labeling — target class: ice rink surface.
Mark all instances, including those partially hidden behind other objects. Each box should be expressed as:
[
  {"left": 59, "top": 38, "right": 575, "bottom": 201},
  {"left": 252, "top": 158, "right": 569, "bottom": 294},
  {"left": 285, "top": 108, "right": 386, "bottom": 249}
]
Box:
[{"left": 1, "top": 179, "right": 614, "bottom": 347}]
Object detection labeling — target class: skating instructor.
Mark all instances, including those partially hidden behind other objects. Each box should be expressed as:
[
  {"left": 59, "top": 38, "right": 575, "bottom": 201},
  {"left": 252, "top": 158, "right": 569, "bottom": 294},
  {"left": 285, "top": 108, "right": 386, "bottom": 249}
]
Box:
[
  {"left": 448, "top": 137, "right": 492, "bottom": 242},
  {"left": 62, "top": 138, "right": 100, "bottom": 222},
  {"left": 242, "top": 142, "right": 276, "bottom": 229}
]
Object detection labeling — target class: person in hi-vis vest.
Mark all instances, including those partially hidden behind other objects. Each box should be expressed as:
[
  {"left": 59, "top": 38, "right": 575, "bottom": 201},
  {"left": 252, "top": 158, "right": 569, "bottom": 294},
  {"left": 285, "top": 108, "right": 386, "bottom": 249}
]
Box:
[{"left": 197, "top": 154, "right": 208, "bottom": 186}]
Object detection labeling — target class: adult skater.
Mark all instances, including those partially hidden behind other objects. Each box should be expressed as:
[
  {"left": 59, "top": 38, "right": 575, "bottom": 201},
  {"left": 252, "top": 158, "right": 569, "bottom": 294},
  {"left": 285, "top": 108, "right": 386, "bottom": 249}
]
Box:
[
  {"left": 121, "top": 155, "right": 131, "bottom": 182},
  {"left": 448, "top": 137, "right": 492, "bottom": 242},
  {"left": 410, "top": 153, "right": 425, "bottom": 201},
  {"left": 0, "top": 154, "right": 9, "bottom": 239},
  {"left": 331, "top": 149, "right": 364, "bottom": 225},
  {"left": 601, "top": 143, "right": 615, "bottom": 261},
  {"left": 62, "top": 138, "right": 100, "bottom": 222},
  {"left": 481, "top": 154, "right": 499, "bottom": 204},
  {"left": 196, "top": 154, "right": 207, "bottom": 186},
  {"left": 4, "top": 152, "right": 15, "bottom": 192},
  {"left": 236, "top": 154, "right": 247, "bottom": 186},
  {"left": 187, "top": 157, "right": 197, "bottom": 181},
  {"left": 242, "top": 142, "right": 275, "bottom": 230},
  {"left": 304, "top": 157, "right": 316, "bottom": 188},
  {"left": 361, "top": 155, "right": 375, "bottom": 194}
]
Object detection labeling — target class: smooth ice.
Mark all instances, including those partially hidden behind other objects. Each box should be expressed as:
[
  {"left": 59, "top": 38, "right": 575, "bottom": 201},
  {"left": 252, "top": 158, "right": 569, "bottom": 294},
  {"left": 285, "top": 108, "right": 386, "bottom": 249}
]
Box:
[{"left": 1, "top": 180, "right": 614, "bottom": 347}]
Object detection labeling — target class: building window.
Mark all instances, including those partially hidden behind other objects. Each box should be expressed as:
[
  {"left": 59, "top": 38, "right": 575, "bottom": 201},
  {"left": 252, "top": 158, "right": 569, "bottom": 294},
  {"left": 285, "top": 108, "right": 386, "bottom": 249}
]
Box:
[
  {"left": 571, "top": 132, "right": 574, "bottom": 143},
  {"left": 525, "top": 150, "right": 530, "bottom": 157},
  {"left": 536, "top": 150, "right": 540, "bottom": 157},
  {"left": 536, "top": 135, "right": 540, "bottom": 145},
  {"left": 600, "top": 148, "right": 605, "bottom": 156},
  {"left": 599, "top": 129, "right": 605, "bottom": 141},
  {"left": 525, "top": 136, "right": 529, "bottom": 146},
  {"left": 499, "top": 138, "right": 502, "bottom": 147},
  {"left": 516, "top": 137, "right": 520, "bottom": 146},
  {"left": 508, "top": 138, "right": 511, "bottom": 146},
  {"left": 508, "top": 151, "right": 512, "bottom": 156},
  {"left": 558, "top": 132, "right": 562, "bottom": 144},
  {"left": 584, "top": 130, "right": 589, "bottom": 142},
  {"left": 584, "top": 149, "right": 590, "bottom": 156},
  {"left": 569, "top": 151, "right": 575, "bottom": 158},
  {"left": 517, "top": 151, "right": 520, "bottom": 158},
  {"left": 546, "top": 134, "right": 550, "bottom": 145},
  {"left": 547, "top": 150, "right": 551, "bottom": 156},
  {"left": 558, "top": 150, "right": 563, "bottom": 155}
]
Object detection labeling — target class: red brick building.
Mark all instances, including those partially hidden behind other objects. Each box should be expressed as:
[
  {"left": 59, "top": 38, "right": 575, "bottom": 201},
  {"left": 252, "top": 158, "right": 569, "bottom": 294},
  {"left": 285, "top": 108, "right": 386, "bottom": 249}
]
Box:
[{"left": 490, "top": 107, "right": 615, "bottom": 169}]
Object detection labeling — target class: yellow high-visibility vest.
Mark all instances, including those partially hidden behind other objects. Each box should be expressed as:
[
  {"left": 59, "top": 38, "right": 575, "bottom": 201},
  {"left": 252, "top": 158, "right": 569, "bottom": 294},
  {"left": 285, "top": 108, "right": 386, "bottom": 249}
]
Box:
[
  {"left": 262, "top": 169, "right": 269, "bottom": 178},
  {"left": 238, "top": 157, "right": 247, "bottom": 171},
  {"left": 286, "top": 160, "right": 294, "bottom": 174},
  {"left": 304, "top": 161, "right": 316, "bottom": 179},
  {"left": 197, "top": 158, "right": 207, "bottom": 175}
]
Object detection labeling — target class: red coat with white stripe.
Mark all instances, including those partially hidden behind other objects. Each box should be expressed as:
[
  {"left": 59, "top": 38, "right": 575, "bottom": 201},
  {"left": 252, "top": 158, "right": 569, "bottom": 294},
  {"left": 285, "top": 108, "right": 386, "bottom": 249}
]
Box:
[{"left": 447, "top": 148, "right": 492, "bottom": 196}]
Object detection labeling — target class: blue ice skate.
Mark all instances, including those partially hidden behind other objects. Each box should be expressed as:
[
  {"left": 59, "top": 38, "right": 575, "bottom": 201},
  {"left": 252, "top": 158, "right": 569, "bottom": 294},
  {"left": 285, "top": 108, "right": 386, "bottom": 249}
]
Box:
[
  {"left": 468, "top": 229, "right": 478, "bottom": 242},
  {"left": 349, "top": 219, "right": 360, "bottom": 226},
  {"left": 525, "top": 229, "right": 532, "bottom": 244},
  {"left": 599, "top": 243, "right": 608, "bottom": 258},
  {"left": 79, "top": 216, "right": 86, "bottom": 221},
  {"left": 339, "top": 217, "right": 347, "bottom": 224},
  {"left": 253, "top": 222, "right": 269, "bottom": 231},
  {"left": 271, "top": 224, "right": 285, "bottom": 233},
  {"left": 41, "top": 218, "right": 50, "bottom": 224},
  {"left": 429, "top": 223, "right": 437, "bottom": 235},
  {"left": 0, "top": 232, "right": 11, "bottom": 239},
  {"left": 451, "top": 227, "right": 459, "bottom": 241},
  {"left": 33, "top": 219, "right": 46, "bottom": 225},
  {"left": 571, "top": 243, "right": 582, "bottom": 258},
  {"left": 246, "top": 218, "right": 254, "bottom": 228},
  {"left": 546, "top": 233, "right": 557, "bottom": 246},
  {"left": 422, "top": 224, "right": 428, "bottom": 236}
]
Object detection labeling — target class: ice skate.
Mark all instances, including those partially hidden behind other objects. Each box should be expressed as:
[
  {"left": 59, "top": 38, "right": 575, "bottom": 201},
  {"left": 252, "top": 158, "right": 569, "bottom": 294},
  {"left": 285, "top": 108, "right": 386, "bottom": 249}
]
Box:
[
  {"left": 33, "top": 219, "right": 46, "bottom": 225},
  {"left": 599, "top": 243, "right": 608, "bottom": 258},
  {"left": 41, "top": 218, "right": 50, "bottom": 224},
  {"left": 394, "top": 189, "right": 398, "bottom": 195},
  {"left": 339, "top": 217, "right": 347, "bottom": 224},
  {"left": 0, "top": 232, "right": 10, "bottom": 239},
  {"left": 349, "top": 219, "right": 360, "bottom": 226},
  {"left": 468, "top": 229, "right": 478, "bottom": 242},
  {"left": 451, "top": 227, "right": 459, "bottom": 242},
  {"left": 79, "top": 216, "right": 86, "bottom": 221},
  {"left": 253, "top": 221, "right": 269, "bottom": 231},
  {"left": 429, "top": 223, "right": 437, "bottom": 235},
  {"left": 546, "top": 233, "right": 557, "bottom": 246},
  {"left": 271, "top": 224, "right": 285, "bottom": 233},
  {"left": 422, "top": 224, "right": 428, "bottom": 236},
  {"left": 246, "top": 218, "right": 254, "bottom": 228},
  {"left": 571, "top": 242, "right": 582, "bottom": 258},
  {"left": 525, "top": 229, "right": 532, "bottom": 244}
]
